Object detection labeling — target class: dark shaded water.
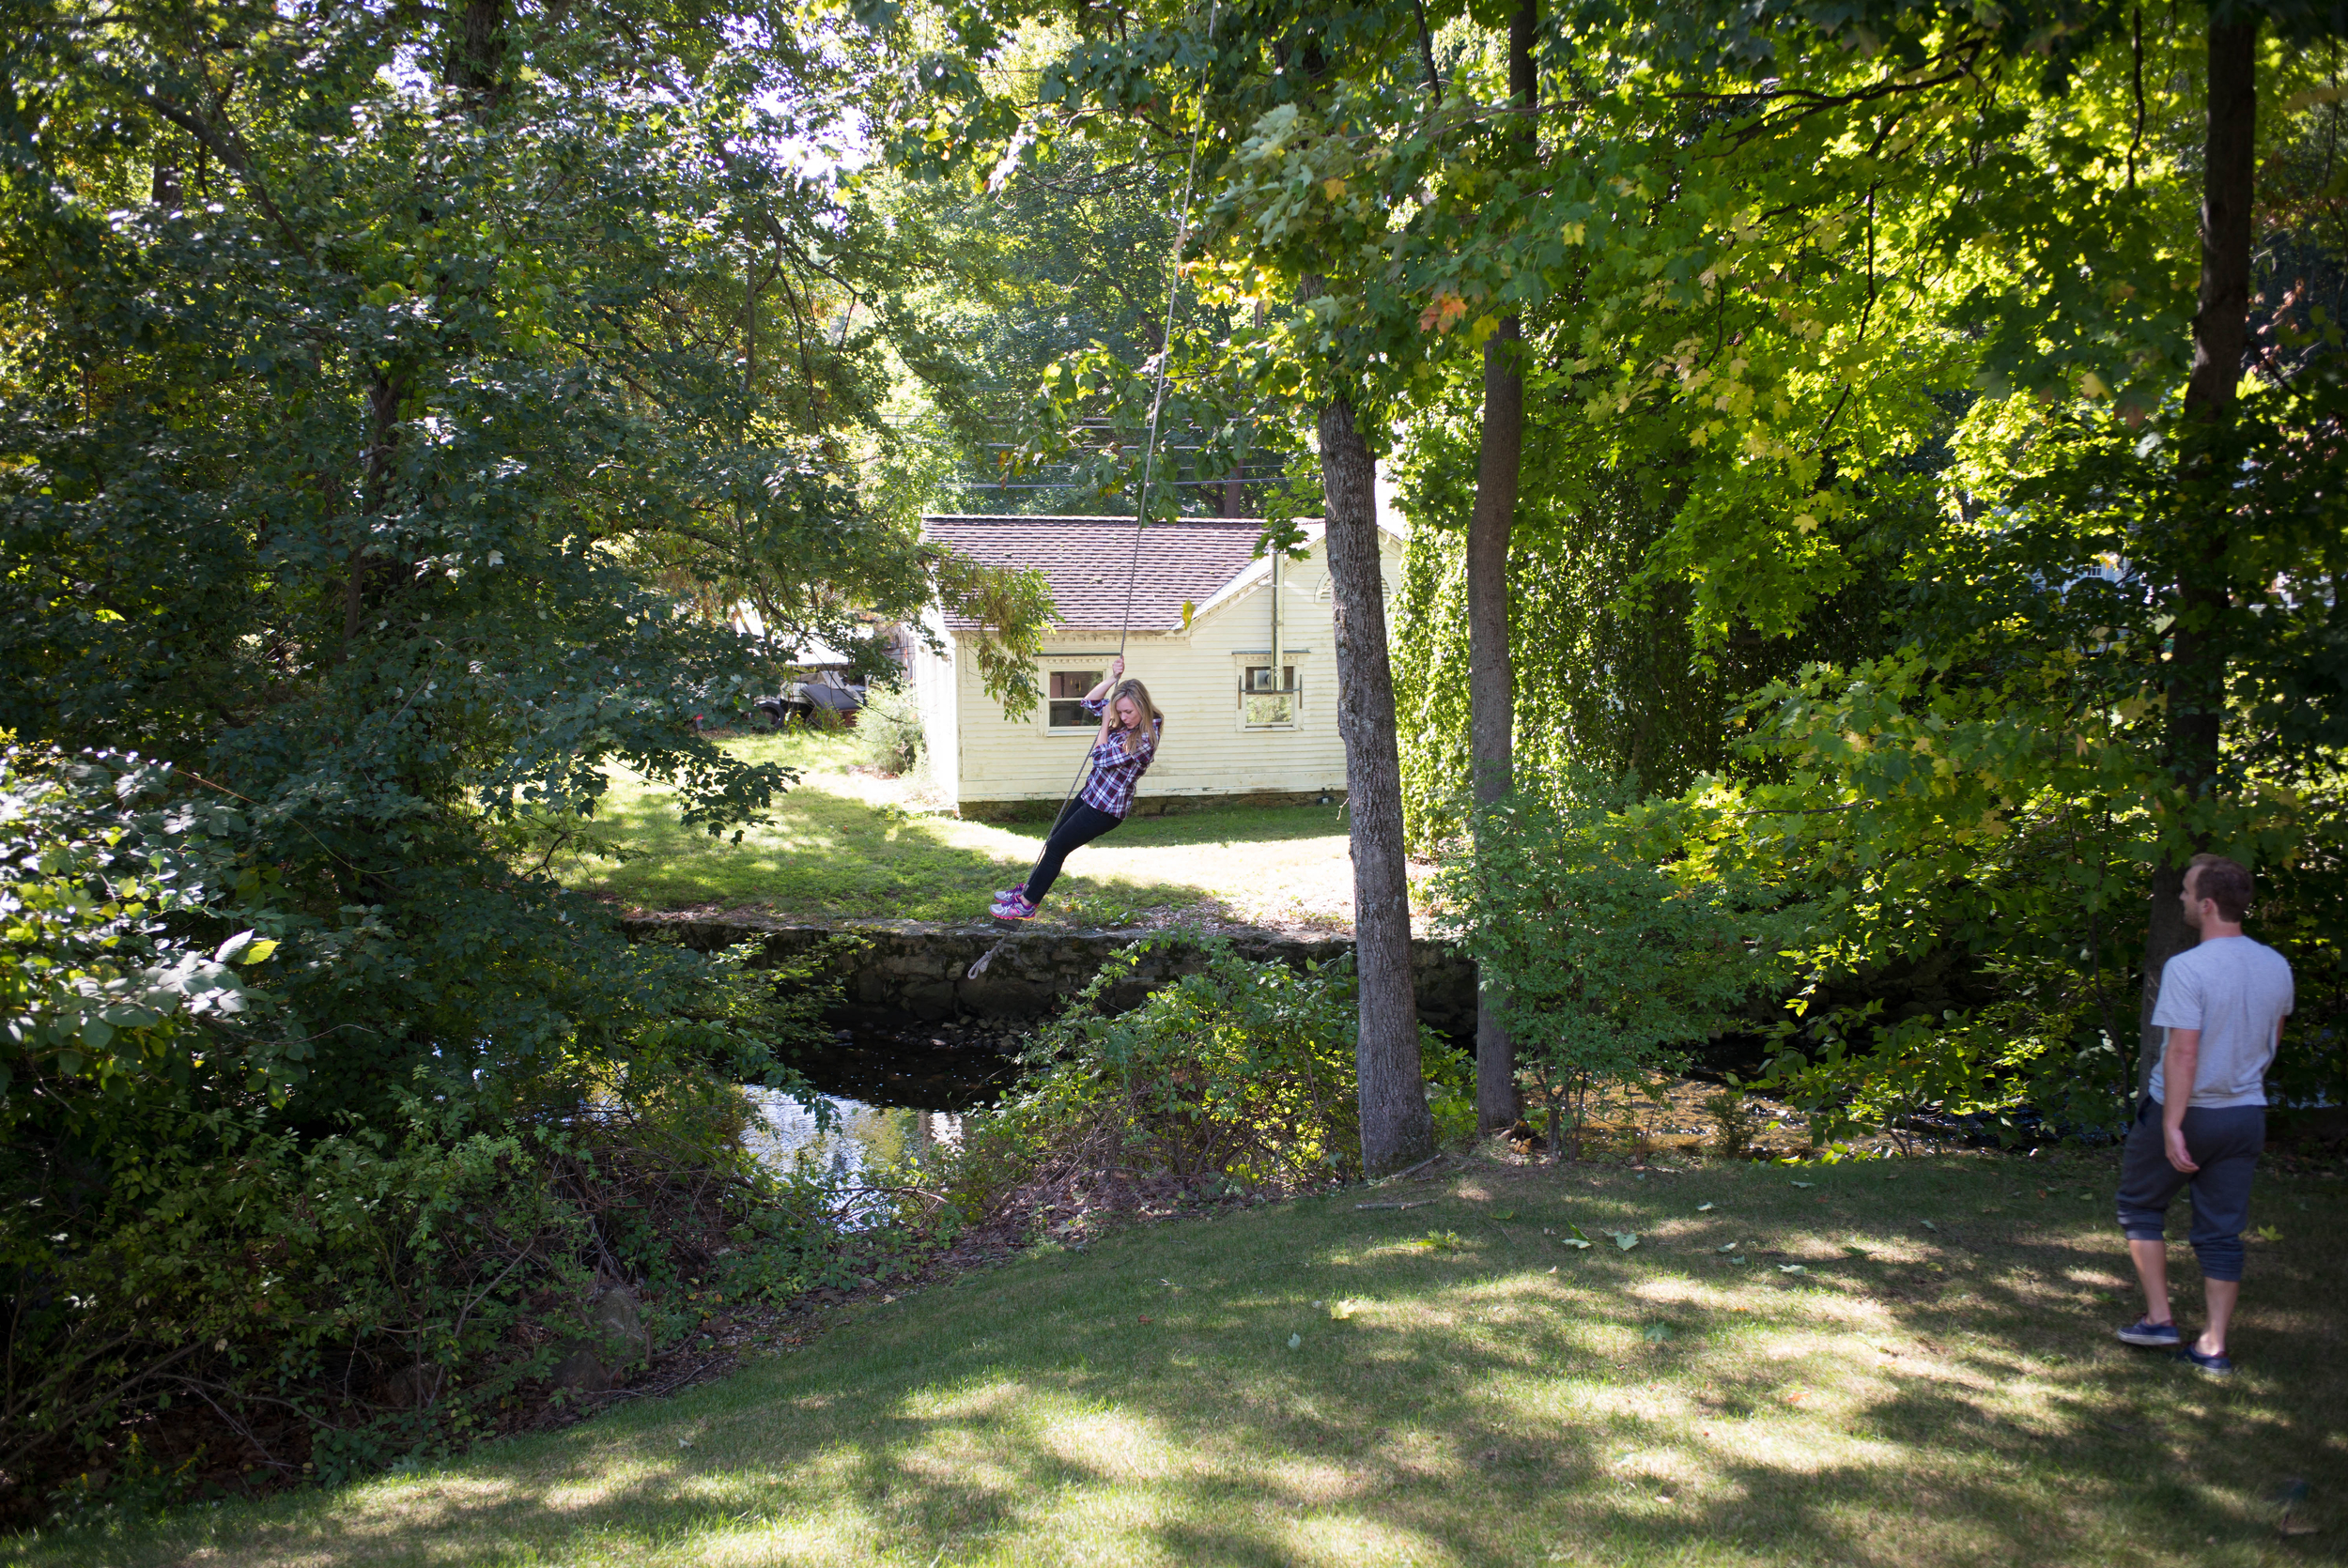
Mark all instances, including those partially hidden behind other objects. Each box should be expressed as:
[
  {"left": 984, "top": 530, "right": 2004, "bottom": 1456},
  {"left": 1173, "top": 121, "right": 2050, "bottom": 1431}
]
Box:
[{"left": 743, "top": 1019, "right": 1027, "bottom": 1178}]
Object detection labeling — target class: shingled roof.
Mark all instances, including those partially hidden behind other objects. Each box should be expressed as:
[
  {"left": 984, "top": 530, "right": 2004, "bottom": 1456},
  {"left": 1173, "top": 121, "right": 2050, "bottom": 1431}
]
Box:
[{"left": 923, "top": 515, "right": 1275, "bottom": 633}]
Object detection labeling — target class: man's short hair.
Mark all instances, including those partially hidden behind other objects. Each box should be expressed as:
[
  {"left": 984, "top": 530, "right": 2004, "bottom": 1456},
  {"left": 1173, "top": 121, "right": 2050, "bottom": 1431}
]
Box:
[{"left": 2187, "top": 853, "right": 2254, "bottom": 922}]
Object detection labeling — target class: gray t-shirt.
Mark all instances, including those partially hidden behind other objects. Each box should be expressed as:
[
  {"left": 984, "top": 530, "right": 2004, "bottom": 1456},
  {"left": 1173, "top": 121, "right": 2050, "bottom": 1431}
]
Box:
[{"left": 2149, "top": 935, "right": 2294, "bottom": 1108}]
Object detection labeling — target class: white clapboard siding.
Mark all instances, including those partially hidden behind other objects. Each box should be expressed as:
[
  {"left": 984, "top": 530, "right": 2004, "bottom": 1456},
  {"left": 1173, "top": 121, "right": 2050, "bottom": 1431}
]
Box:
[{"left": 924, "top": 532, "right": 1400, "bottom": 811}]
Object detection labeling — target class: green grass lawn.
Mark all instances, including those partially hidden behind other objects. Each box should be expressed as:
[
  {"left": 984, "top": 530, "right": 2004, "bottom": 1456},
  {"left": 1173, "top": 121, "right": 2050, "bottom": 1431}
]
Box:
[
  {"left": 557, "top": 731, "right": 1366, "bottom": 929},
  {"left": 23, "top": 1152, "right": 2342, "bottom": 1567}
]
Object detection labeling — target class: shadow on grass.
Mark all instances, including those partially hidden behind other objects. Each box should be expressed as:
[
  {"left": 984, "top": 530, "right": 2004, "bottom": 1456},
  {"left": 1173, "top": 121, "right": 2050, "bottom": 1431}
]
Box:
[{"left": 50, "top": 1158, "right": 2344, "bottom": 1567}]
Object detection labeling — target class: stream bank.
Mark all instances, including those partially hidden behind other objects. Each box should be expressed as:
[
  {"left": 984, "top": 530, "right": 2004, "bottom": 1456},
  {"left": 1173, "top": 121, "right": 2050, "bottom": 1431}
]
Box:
[{"left": 623, "top": 915, "right": 1479, "bottom": 1036}]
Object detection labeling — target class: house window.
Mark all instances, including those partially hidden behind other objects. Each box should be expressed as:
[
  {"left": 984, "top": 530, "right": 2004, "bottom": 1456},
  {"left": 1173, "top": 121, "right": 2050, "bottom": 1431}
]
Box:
[
  {"left": 1047, "top": 669, "right": 1103, "bottom": 730},
  {"left": 1240, "top": 665, "right": 1299, "bottom": 728}
]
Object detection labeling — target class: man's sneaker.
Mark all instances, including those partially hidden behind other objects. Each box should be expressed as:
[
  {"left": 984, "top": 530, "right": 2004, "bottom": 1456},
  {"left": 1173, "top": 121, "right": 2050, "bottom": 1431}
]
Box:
[
  {"left": 991, "top": 892, "right": 1038, "bottom": 921},
  {"left": 2172, "top": 1345, "right": 2233, "bottom": 1376},
  {"left": 2116, "top": 1317, "right": 2182, "bottom": 1348}
]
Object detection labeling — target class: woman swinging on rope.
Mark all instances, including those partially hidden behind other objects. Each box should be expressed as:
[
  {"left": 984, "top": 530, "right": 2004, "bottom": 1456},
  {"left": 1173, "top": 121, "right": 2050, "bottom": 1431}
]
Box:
[{"left": 991, "top": 655, "right": 1163, "bottom": 921}]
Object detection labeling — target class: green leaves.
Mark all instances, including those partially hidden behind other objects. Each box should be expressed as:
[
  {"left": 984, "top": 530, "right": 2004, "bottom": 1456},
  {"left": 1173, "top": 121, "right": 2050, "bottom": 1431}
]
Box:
[
  {"left": 1432, "top": 770, "right": 1791, "bottom": 1155},
  {"left": 1008, "top": 935, "right": 1365, "bottom": 1191}
]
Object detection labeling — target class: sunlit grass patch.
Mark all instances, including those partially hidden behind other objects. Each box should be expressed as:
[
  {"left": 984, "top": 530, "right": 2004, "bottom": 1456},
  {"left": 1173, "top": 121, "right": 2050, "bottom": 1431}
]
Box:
[
  {"left": 16, "top": 1152, "right": 2344, "bottom": 1567},
  {"left": 547, "top": 730, "right": 1360, "bottom": 927}
]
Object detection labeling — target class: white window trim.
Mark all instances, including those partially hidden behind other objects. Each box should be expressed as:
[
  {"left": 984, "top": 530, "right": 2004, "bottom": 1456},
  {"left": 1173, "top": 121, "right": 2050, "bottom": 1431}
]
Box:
[
  {"left": 1040, "top": 653, "right": 1117, "bottom": 734},
  {"left": 1229, "top": 651, "right": 1308, "bottom": 732}
]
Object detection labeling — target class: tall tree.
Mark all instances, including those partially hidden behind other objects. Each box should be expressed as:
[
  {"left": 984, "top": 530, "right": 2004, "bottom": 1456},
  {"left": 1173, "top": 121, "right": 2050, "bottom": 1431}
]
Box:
[
  {"left": 1321, "top": 393, "right": 1438, "bottom": 1170},
  {"left": 2139, "top": 14, "right": 2260, "bottom": 1089},
  {"left": 1467, "top": 0, "right": 1537, "bottom": 1135},
  {"left": 855, "top": 0, "right": 1483, "bottom": 1169},
  {"left": 0, "top": 0, "right": 1046, "bottom": 1123}
]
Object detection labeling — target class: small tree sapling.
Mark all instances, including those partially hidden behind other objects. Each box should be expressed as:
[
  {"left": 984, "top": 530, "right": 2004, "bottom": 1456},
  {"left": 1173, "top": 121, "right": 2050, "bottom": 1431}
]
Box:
[{"left": 1435, "top": 775, "right": 1786, "bottom": 1161}]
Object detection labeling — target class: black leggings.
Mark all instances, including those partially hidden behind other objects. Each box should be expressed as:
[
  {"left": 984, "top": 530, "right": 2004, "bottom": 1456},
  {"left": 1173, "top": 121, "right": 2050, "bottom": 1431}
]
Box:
[{"left": 1022, "top": 801, "right": 1122, "bottom": 902}]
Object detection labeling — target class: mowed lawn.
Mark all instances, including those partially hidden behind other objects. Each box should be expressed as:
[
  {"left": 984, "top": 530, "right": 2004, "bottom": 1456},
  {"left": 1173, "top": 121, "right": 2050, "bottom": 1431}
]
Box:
[
  {"left": 554, "top": 731, "right": 1374, "bottom": 930},
  {"left": 25, "top": 1153, "right": 2343, "bottom": 1568}
]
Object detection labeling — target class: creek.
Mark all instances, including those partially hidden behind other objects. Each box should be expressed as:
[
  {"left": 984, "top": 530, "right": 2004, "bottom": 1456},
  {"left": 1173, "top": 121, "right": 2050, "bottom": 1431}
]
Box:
[{"left": 740, "top": 1017, "right": 1027, "bottom": 1180}]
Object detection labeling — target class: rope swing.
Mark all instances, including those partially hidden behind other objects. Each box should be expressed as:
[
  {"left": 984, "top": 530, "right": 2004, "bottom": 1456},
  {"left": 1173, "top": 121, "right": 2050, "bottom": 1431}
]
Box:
[{"left": 968, "top": 1, "right": 1220, "bottom": 969}]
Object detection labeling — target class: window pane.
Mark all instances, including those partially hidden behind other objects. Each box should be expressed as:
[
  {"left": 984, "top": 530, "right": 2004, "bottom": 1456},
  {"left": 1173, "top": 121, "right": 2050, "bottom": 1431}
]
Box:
[
  {"left": 1047, "top": 670, "right": 1101, "bottom": 729},
  {"left": 1243, "top": 693, "right": 1297, "bottom": 727}
]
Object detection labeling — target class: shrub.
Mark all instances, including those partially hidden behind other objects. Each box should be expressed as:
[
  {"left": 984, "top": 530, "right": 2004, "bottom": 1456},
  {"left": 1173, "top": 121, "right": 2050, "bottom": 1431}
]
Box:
[
  {"left": 1701, "top": 1075, "right": 1761, "bottom": 1160},
  {"left": 1433, "top": 772, "right": 1790, "bottom": 1161},
  {"left": 0, "top": 746, "right": 852, "bottom": 1520},
  {"left": 949, "top": 933, "right": 1463, "bottom": 1211},
  {"left": 855, "top": 682, "right": 924, "bottom": 776}
]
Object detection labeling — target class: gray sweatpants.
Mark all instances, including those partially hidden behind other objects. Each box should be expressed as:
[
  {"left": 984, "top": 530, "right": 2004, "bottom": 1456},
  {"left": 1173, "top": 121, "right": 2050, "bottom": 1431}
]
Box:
[{"left": 2116, "top": 1097, "right": 2264, "bottom": 1282}]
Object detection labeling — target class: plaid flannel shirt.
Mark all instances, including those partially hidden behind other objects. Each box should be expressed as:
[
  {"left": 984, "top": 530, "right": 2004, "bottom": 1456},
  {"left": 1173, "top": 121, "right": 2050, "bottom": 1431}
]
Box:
[{"left": 1075, "top": 695, "right": 1163, "bottom": 819}]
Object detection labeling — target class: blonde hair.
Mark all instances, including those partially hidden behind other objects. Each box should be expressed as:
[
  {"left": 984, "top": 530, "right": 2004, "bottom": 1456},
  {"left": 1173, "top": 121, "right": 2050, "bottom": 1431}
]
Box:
[{"left": 1109, "top": 678, "right": 1160, "bottom": 757}]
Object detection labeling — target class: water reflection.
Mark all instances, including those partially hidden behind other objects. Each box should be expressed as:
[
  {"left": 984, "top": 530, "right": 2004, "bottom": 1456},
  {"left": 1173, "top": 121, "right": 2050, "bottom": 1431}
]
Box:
[{"left": 741, "top": 1086, "right": 964, "bottom": 1181}]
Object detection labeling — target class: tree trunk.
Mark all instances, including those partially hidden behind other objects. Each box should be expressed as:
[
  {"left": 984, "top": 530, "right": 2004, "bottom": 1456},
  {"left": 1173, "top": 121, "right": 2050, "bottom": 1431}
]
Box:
[
  {"left": 2138, "top": 18, "right": 2254, "bottom": 1098},
  {"left": 339, "top": 370, "right": 405, "bottom": 662},
  {"left": 1470, "top": 0, "right": 1537, "bottom": 1136},
  {"left": 1321, "top": 394, "right": 1435, "bottom": 1176},
  {"left": 447, "top": 0, "right": 507, "bottom": 103}
]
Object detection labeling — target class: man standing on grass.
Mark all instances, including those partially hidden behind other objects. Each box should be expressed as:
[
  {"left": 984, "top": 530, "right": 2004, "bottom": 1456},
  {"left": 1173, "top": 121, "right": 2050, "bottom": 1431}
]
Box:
[{"left": 2116, "top": 853, "right": 2292, "bottom": 1376}]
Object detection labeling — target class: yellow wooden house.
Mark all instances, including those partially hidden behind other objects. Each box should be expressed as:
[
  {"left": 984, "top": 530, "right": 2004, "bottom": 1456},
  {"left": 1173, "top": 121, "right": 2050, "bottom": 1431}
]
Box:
[{"left": 910, "top": 515, "right": 1405, "bottom": 818}]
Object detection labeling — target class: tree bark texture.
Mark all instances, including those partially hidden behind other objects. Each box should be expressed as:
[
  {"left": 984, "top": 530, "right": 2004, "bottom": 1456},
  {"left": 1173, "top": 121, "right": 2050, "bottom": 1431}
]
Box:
[
  {"left": 1469, "top": 315, "right": 1524, "bottom": 1135},
  {"left": 1469, "top": 0, "right": 1537, "bottom": 1136},
  {"left": 1321, "top": 394, "right": 1435, "bottom": 1176},
  {"left": 448, "top": 0, "right": 508, "bottom": 102},
  {"left": 2139, "top": 18, "right": 2254, "bottom": 1097}
]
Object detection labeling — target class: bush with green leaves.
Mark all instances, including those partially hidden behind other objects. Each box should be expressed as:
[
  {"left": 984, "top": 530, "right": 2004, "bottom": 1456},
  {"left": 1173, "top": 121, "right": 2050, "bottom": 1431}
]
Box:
[
  {"left": 951, "top": 935, "right": 1465, "bottom": 1208},
  {"left": 855, "top": 682, "right": 926, "bottom": 777},
  {"left": 1433, "top": 775, "right": 1790, "bottom": 1161},
  {"left": 0, "top": 746, "right": 853, "bottom": 1515}
]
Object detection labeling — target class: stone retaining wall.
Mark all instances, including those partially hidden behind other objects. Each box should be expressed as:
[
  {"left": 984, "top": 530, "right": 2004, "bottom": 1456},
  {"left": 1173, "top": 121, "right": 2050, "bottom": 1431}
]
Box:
[{"left": 622, "top": 915, "right": 1478, "bottom": 1037}]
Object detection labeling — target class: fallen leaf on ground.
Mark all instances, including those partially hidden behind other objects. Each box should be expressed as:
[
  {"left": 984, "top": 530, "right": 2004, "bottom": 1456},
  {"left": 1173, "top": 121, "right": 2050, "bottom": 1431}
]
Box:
[
  {"left": 1644, "top": 1323, "right": 1673, "bottom": 1343},
  {"left": 1779, "top": 1264, "right": 1808, "bottom": 1274},
  {"left": 1561, "top": 1238, "right": 1592, "bottom": 1250},
  {"left": 1719, "top": 1242, "right": 1740, "bottom": 1253},
  {"left": 1791, "top": 1181, "right": 1815, "bottom": 1190},
  {"left": 1287, "top": 1332, "right": 1303, "bottom": 1349},
  {"left": 1329, "top": 1301, "right": 1353, "bottom": 1319},
  {"left": 1614, "top": 1233, "right": 1642, "bottom": 1252},
  {"left": 1697, "top": 1202, "right": 1717, "bottom": 1212},
  {"left": 1920, "top": 1220, "right": 1938, "bottom": 1231}
]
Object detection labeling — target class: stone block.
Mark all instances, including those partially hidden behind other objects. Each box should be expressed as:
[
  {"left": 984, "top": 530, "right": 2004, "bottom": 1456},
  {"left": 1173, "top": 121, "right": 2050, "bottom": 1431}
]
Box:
[{"left": 550, "top": 1284, "right": 651, "bottom": 1395}]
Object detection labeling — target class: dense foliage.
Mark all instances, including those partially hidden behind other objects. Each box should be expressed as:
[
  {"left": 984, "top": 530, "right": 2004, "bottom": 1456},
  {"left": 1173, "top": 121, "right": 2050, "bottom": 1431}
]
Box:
[
  {"left": 952, "top": 936, "right": 1473, "bottom": 1204},
  {"left": 867, "top": 0, "right": 2345, "bottom": 1142},
  {"left": 0, "top": 745, "right": 858, "bottom": 1512},
  {"left": 1432, "top": 775, "right": 1788, "bottom": 1157},
  {"left": 11, "top": 0, "right": 2348, "bottom": 1523},
  {"left": 0, "top": 0, "right": 1059, "bottom": 1517}
]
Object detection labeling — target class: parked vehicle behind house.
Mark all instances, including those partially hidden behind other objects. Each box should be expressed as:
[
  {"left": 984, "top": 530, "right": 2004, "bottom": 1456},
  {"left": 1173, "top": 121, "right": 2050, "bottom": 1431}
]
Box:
[{"left": 757, "top": 672, "right": 865, "bottom": 729}]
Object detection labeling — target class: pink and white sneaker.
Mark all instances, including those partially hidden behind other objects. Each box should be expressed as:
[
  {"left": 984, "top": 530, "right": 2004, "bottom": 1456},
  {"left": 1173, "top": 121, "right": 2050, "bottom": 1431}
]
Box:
[{"left": 991, "top": 892, "right": 1038, "bottom": 921}]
